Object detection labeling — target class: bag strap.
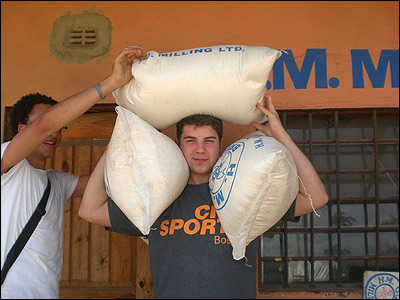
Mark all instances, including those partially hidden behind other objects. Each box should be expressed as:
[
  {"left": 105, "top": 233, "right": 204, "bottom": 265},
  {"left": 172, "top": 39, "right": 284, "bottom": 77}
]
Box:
[{"left": 1, "top": 178, "right": 51, "bottom": 285}]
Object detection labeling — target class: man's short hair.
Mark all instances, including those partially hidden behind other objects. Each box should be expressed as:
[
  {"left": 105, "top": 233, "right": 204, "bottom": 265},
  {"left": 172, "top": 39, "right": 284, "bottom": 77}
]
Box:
[
  {"left": 10, "top": 93, "right": 58, "bottom": 138},
  {"left": 176, "top": 114, "right": 223, "bottom": 142}
]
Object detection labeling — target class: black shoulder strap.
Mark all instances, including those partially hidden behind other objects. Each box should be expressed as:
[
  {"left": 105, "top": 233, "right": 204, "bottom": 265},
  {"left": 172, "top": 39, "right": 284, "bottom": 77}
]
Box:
[{"left": 1, "top": 178, "right": 51, "bottom": 285}]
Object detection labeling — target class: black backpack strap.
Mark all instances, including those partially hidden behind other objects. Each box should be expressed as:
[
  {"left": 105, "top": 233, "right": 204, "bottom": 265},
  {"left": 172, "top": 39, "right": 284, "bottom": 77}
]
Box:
[{"left": 1, "top": 178, "right": 51, "bottom": 285}]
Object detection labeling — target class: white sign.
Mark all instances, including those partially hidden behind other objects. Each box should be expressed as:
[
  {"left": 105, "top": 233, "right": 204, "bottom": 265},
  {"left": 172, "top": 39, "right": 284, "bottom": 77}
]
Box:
[{"left": 364, "top": 271, "right": 399, "bottom": 299}]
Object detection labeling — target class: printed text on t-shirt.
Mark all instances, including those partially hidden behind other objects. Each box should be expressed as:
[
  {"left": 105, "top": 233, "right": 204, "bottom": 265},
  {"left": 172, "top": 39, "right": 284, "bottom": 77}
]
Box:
[{"left": 159, "top": 204, "right": 231, "bottom": 245}]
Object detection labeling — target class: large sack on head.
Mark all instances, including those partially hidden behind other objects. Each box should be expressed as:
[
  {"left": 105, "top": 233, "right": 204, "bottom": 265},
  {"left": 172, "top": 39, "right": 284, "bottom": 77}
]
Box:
[
  {"left": 209, "top": 131, "right": 299, "bottom": 261},
  {"left": 104, "top": 106, "right": 189, "bottom": 235},
  {"left": 113, "top": 45, "right": 282, "bottom": 129}
]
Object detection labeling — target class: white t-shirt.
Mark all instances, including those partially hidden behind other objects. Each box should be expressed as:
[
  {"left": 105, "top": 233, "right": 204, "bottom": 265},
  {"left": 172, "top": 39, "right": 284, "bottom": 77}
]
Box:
[{"left": 1, "top": 142, "right": 79, "bottom": 299}]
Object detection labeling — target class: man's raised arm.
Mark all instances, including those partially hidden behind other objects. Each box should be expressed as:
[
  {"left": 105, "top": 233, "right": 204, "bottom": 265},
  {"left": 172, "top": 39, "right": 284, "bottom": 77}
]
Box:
[
  {"left": 1, "top": 45, "right": 145, "bottom": 175},
  {"left": 250, "top": 94, "right": 329, "bottom": 217}
]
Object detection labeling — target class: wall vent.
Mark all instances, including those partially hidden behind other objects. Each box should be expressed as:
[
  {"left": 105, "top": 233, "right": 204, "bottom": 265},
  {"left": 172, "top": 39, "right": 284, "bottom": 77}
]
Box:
[
  {"left": 67, "top": 27, "right": 98, "bottom": 48},
  {"left": 49, "top": 8, "right": 112, "bottom": 64}
]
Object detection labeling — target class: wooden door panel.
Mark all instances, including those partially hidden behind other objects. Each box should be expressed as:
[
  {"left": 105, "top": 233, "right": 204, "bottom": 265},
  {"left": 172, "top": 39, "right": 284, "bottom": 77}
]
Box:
[
  {"left": 53, "top": 112, "right": 140, "bottom": 297},
  {"left": 89, "top": 143, "right": 111, "bottom": 285},
  {"left": 54, "top": 139, "right": 140, "bottom": 297}
]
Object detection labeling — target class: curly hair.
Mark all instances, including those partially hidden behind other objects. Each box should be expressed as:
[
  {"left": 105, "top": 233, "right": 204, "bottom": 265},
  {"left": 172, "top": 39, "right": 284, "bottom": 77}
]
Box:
[
  {"left": 176, "top": 114, "right": 223, "bottom": 143},
  {"left": 10, "top": 93, "right": 58, "bottom": 138}
]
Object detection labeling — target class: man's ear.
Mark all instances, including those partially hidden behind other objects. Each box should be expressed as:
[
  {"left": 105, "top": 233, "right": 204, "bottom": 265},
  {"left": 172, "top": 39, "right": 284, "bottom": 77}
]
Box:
[
  {"left": 175, "top": 138, "right": 180, "bottom": 147},
  {"left": 219, "top": 138, "right": 223, "bottom": 151},
  {"left": 17, "top": 122, "right": 26, "bottom": 133}
]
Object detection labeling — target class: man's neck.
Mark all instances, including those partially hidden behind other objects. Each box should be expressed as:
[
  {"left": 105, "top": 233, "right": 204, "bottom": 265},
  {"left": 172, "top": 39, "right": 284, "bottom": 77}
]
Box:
[
  {"left": 27, "top": 155, "right": 47, "bottom": 170},
  {"left": 187, "top": 174, "right": 210, "bottom": 185}
]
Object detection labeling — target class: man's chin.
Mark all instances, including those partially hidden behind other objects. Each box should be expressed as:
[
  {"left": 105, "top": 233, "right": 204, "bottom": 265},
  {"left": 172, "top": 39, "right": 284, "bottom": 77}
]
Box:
[
  {"left": 40, "top": 150, "right": 56, "bottom": 160},
  {"left": 190, "top": 166, "right": 213, "bottom": 177}
]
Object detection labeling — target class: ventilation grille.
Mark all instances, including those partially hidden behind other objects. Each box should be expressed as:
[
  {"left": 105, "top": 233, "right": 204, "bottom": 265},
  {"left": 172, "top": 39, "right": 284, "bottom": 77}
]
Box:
[{"left": 67, "top": 28, "right": 97, "bottom": 47}]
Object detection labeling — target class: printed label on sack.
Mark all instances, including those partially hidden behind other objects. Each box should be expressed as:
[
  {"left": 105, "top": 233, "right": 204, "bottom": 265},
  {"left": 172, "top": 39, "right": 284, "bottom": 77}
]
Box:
[
  {"left": 210, "top": 142, "right": 245, "bottom": 211},
  {"left": 148, "top": 46, "right": 245, "bottom": 58}
]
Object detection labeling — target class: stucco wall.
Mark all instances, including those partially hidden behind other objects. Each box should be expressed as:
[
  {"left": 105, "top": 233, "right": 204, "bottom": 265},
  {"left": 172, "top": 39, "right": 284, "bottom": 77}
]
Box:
[
  {"left": 2, "top": 1, "right": 399, "bottom": 142},
  {"left": 1, "top": 1, "right": 398, "bottom": 142}
]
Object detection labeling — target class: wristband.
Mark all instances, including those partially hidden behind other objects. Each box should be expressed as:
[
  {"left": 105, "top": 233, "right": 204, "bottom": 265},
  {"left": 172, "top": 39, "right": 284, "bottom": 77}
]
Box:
[{"left": 95, "top": 83, "right": 106, "bottom": 100}]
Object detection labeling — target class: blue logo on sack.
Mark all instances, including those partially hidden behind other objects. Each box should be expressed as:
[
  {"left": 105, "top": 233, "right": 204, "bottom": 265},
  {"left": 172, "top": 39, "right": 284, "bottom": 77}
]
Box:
[{"left": 210, "top": 142, "right": 245, "bottom": 211}]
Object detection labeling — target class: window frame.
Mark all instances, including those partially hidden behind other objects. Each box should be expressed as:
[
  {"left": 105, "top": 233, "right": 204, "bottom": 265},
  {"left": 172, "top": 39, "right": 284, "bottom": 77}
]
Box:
[{"left": 258, "top": 108, "right": 399, "bottom": 293}]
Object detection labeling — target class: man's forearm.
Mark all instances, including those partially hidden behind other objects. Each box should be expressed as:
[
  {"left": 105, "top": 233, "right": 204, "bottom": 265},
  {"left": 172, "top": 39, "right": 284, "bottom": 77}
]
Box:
[{"left": 39, "top": 76, "right": 118, "bottom": 135}]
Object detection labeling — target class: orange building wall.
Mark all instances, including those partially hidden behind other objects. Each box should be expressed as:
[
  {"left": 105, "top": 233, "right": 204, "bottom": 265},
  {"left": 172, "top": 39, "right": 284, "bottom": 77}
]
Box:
[{"left": 1, "top": 1, "right": 399, "bottom": 143}]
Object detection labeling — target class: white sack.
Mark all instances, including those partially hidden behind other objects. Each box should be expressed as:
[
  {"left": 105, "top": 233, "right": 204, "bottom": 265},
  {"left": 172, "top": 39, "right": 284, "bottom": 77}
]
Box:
[
  {"left": 209, "top": 131, "right": 299, "bottom": 261},
  {"left": 113, "top": 45, "right": 282, "bottom": 129},
  {"left": 104, "top": 106, "right": 189, "bottom": 235}
]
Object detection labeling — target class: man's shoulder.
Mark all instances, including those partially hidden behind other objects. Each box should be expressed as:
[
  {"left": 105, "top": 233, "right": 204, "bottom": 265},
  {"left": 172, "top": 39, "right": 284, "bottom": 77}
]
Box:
[
  {"left": 46, "top": 169, "right": 80, "bottom": 194},
  {"left": 1, "top": 141, "right": 11, "bottom": 158}
]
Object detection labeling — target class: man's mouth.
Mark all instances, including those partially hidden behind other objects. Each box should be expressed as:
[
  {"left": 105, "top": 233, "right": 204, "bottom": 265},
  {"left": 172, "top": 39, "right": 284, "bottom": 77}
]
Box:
[
  {"left": 193, "top": 158, "right": 208, "bottom": 163},
  {"left": 43, "top": 141, "right": 56, "bottom": 146}
]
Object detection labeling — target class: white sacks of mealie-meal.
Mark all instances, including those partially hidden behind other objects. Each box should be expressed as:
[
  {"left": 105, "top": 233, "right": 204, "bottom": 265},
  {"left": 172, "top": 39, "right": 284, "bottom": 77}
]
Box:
[
  {"left": 104, "top": 106, "right": 189, "bottom": 235},
  {"left": 113, "top": 45, "right": 282, "bottom": 129},
  {"left": 209, "top": 131, "right": 299, "bottom": 261}
]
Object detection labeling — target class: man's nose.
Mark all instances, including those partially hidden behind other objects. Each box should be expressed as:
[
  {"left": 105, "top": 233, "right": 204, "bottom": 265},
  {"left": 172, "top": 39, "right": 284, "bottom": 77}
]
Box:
[
  {"left": 195, "top": 142, "right": 206, "bottom": 153},
  {"left": 49, "top": 130, "right": 61, "bottom": 138}
]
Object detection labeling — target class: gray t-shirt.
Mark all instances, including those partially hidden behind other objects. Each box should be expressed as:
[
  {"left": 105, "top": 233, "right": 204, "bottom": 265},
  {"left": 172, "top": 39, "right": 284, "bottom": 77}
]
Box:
[{"left": 107, "top": 182, "right": 298, "bottom": 299}]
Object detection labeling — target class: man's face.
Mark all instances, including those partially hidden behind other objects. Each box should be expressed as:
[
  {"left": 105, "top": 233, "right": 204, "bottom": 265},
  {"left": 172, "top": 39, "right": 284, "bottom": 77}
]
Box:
[
  {"left": 18, "top": 103, "right": 62, "bottom": 160},
  {"left": 179, "top": 125, "right": 222, "bottom": 184}
]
